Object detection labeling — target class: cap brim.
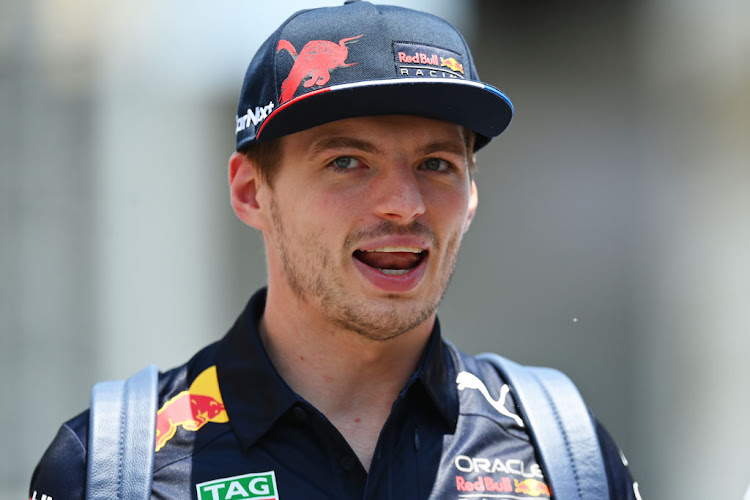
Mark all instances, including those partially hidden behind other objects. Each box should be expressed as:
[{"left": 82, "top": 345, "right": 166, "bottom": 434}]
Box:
[{"left": 251, "top": 78, "right": 512, "bottom": 151}]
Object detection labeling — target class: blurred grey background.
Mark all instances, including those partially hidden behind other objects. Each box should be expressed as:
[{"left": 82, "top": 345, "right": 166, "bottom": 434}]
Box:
[{"left": 2, "top": 0, "right": 749, "bottom": 498}]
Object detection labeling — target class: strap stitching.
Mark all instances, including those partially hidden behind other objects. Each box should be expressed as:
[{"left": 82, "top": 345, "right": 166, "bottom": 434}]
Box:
[
  {"left": 531, "top": 370, "right": 584, "bottom": 500},
  {"left": 117, "top": 383, "right": 127, "bottom": 500}
]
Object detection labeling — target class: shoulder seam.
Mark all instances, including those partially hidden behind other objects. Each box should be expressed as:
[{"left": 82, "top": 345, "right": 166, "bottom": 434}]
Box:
[{"left": 61, "top": 422, "right": 87, "bottom": 457}]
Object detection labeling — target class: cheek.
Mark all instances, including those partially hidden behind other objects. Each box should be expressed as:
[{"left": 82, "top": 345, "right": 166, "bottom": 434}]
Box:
[
  {"left": 425, "top": 187, "right": 471, "bottom": 227},
  {"left": 280, "top": 189, "right": 362, "bottom": 242},
  {"left": 316, "top": 185, "right": 372, "bottom": 223}
]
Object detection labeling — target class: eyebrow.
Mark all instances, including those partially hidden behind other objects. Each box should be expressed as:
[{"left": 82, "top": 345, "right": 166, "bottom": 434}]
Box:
[
  {"left": 416, "top": 140, "right": 468, "bottom": 159},
  {"left": 308, "top": 136, "right": 467, "bottom": 160},
  {"left": 308, "top": 136, "right": 384, "bottom": 159}
]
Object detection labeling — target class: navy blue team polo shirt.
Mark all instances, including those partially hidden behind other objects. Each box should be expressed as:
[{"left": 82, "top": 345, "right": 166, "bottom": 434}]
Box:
[{"left": 30, "top": 288, "right": 638, "bottom": 499}]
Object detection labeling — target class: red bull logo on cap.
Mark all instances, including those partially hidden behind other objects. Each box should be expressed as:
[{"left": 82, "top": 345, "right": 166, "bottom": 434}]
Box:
[
  {"left": 440, "top": 56, "right": 464, "bottom": 74},
  {"left": 276, "top": 35, "right": 363, "bottom": 104},
  {"left": 155, "top": 366, "right": 228, "bottom": 452}
]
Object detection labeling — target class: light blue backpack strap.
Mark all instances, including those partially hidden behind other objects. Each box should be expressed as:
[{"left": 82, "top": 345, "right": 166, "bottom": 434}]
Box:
[
  {"left": 477, "top": 353, "right": 609, "bottom": 500},
  {"left": 86, "top": 364, "right": 159, "bottom": 500}
]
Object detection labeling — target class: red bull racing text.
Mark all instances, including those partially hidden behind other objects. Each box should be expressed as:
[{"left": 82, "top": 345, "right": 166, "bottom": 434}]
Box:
[{"left": 393, "top": 42, "right": 466, "bottom": 79}]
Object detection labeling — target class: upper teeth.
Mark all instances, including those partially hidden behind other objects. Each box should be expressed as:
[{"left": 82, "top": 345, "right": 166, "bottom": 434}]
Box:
[{"left": 364, "top": 247, "right": 422, "bottom": 253}]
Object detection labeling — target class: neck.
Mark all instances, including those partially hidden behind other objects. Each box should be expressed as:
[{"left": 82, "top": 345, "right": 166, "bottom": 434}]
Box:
[{"left": 259, "top": 285, "right": 434, "bottom": 470}]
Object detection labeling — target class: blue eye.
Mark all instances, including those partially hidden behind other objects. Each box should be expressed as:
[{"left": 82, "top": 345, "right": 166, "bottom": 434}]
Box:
[
  {"left": 332, "top": 156, "right": 362, "bottom": 170},
  {"left": 422, "top": 158, "right": 451, "bottom": 172}
]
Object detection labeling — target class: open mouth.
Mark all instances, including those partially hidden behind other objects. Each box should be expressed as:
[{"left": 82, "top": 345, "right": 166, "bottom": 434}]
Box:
[{"left": 353, "top": 246, "right": 427, "bottom": 276}]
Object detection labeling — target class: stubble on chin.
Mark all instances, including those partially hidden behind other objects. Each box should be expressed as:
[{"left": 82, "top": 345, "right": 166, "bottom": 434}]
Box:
[{"left": 269, "top": 198, "right": 464, "bottom": 342}]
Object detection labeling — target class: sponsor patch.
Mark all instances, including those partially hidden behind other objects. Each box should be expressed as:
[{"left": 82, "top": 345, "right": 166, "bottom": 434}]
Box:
[
  {"left": 453, "top": 455, "right": 549, "bottom": 498},
  {"left": 456, "top": 371, "right": 524, "bottom": 427},
  {"left": 155, "top": 365, "right": 228, "bottom": 452},
  {"left": 236, "top": 101, "right": 275, "bottom": 133},
  {"left": 393, "top": 42, "right": 466, "bottom": 79},
  {"left": 456, "top": 475, "right": 513, "bottom": 493},
  {"left": 454, "top": 455, "right": 543, "bottom": 478},
  {"left": 514, "top": 478, "right": 551, "bottom": 497},
  {"left": 196, "top": 471, "right": 279, "bottom": 500}
]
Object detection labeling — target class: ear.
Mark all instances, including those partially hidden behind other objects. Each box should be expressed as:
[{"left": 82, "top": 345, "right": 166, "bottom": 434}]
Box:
[
  {"left": 229, "top": 152, "right": 270, "bottom": 231},
  {"left": 464, "top": 180, "right": 478, "bottom": 232}
]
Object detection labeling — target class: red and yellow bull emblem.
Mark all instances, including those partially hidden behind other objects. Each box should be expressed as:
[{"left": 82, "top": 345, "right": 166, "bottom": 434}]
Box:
[
  {"left": 514, "top": 478, "right": 551, "bottom": 497},
  {"left": 276, "top": 35, "right": 363, "bottom": 104},
  {"left": 440, "top": 56, "right": 464, "bottom": 74},
  {"left": 155, "top": 366, "right": 228, "bottom": 452}
]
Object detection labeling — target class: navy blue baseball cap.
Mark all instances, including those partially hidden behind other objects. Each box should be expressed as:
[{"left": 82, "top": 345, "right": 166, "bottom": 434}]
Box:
[{"left": 235, "top": 0, "right": 513, "bottom": 151}]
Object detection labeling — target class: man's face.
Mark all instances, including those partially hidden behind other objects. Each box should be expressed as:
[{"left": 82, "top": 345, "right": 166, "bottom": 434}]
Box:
[{"left": 257, "top": 115, "right": 477, "bottom": 341}]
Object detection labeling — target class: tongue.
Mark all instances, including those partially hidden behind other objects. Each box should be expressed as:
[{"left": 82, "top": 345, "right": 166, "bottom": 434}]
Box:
[{"left": 355, "top": 251, "right": 422, "bottom": 271}]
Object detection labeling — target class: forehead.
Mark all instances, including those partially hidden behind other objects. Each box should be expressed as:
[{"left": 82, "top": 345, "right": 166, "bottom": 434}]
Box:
[{"left": 278, "top": 115, "right": 467, "bottom": 156}]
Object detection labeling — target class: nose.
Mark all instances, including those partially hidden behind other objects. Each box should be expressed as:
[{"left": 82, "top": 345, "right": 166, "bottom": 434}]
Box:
[{"left": 372, "top": 165, "right": 426, "bottom": 223}]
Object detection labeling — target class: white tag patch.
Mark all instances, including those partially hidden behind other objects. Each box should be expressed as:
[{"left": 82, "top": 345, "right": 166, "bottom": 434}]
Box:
[{"left": 196, "top": 471, "right": 279, "bottom": 500}]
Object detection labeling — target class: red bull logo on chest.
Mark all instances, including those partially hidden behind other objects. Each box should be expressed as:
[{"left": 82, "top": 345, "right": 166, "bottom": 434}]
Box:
[
  {"left": 155, "top": 365, "right": 228, "bottom": 452},
  {"left": 514, "top": 478, "right": 551, "bottom": 497}
]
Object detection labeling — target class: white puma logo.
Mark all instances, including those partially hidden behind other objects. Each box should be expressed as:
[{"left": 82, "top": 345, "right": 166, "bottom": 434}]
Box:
[{"left": 456, "top": 371, "right": 525, "bottom": 427}]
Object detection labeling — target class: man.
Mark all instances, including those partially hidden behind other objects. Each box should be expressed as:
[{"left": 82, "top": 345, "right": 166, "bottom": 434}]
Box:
[{"left": 30, "top": 1, "right": 639, "bottom": 498}]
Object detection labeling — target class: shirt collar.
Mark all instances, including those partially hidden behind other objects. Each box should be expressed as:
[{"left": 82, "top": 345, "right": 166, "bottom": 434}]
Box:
[
  {"left": 408, "top": 316, "right": 459, "bottom": 428},
  {"left": 216, "top": 288, "right": 459, "bottom": 450}
]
